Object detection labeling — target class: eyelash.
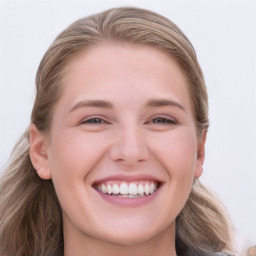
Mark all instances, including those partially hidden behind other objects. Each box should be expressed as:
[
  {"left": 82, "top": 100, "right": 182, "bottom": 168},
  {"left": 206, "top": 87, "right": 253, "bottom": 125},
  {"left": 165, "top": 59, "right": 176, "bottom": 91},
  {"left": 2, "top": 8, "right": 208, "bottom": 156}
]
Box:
[
  {"left": 80, "top": 117, "right": 108, "bottom": 124},
  {"left": 148, "top": 116, "right": 177, "bottom": 125},
  {"left": 80, "top": 116, "right": 177, "bottom": 125}
]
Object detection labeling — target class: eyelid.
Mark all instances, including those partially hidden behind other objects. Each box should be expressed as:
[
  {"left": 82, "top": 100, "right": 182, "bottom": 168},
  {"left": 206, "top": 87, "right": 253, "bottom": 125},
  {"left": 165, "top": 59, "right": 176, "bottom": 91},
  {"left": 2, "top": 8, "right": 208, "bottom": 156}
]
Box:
[
  {"left": 147, "top": 115, "right": 178, "bottom": 125},
  {"left": 79, "top": 116, "right": 110, "bottom": 125}
]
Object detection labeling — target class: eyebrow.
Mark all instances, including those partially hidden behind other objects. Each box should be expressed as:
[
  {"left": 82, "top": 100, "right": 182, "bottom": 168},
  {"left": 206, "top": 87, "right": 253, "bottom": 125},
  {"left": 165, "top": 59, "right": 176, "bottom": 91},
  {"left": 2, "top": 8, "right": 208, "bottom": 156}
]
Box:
[
  {"left": 145, "top": 98, "right": 186, "bottom": 111},
  {"left": 69, "top": 98, "right": 185, "bottom": 113},
  {"left": 69, "top": 99, "right": 114, "bottom": 113}
]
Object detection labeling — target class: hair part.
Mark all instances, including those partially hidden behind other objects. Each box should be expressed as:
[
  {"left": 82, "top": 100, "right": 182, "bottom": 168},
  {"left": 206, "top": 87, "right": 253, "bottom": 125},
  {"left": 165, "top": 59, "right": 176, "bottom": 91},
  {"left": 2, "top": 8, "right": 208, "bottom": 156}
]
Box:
[{"left": 1, "top": 7, "right": 233, "bottom": 256}]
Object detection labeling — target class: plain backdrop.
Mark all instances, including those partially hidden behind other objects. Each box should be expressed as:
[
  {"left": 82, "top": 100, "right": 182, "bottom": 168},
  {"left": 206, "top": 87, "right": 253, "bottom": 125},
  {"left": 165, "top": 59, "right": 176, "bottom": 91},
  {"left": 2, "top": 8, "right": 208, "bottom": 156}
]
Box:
[{"left": 0, "top": 0, "right": 255, "bottom": 251}]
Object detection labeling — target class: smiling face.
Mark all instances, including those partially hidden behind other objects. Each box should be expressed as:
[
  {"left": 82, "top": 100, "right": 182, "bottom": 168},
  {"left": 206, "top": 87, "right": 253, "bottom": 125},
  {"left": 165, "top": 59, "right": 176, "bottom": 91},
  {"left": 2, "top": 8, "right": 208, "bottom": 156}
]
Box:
[{"left": 30, "top": 43, "right": 206, "bottom": 254}]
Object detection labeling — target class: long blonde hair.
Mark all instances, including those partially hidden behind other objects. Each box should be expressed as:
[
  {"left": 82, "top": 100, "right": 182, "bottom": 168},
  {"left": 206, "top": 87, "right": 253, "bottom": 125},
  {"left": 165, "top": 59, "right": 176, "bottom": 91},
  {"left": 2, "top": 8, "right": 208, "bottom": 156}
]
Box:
[{"left": 0, "top": 7, "right": 234, "bottom": 256}]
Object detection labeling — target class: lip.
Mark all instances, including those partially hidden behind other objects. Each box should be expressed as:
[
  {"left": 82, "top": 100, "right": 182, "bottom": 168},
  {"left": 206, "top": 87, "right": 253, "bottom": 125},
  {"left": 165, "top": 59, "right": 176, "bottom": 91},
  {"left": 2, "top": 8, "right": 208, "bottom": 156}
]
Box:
[
  {"left": 92, "top": 174, "right": 163, "bottom": 208},
  {"left": 94, "top": 185, "right": 162, "bottom": 207}
]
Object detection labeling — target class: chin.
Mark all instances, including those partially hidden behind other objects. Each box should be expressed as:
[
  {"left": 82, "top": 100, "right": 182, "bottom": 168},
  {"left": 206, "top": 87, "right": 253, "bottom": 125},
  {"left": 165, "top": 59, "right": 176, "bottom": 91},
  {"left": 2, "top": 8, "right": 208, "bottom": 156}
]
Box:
[
  {"left": 104, "top": 232, "right": 155, "bottom": 246},
  {"left": 96, "top": 222, "right": 169, "bottom": 247}
]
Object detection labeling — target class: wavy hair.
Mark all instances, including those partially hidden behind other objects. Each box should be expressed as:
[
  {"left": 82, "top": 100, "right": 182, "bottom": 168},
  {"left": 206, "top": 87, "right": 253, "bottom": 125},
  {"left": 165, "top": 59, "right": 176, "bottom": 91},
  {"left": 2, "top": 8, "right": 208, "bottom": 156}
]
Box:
[{"left": 0, "top": 7, "right": 234, "bottom": 256}]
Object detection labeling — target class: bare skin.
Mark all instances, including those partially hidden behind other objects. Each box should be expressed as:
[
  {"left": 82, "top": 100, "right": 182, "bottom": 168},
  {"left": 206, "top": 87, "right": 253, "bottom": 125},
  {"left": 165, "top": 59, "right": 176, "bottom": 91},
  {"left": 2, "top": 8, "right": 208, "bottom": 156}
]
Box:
[{"left": 30, "top": 43, "right": 206, "bottom": 256}]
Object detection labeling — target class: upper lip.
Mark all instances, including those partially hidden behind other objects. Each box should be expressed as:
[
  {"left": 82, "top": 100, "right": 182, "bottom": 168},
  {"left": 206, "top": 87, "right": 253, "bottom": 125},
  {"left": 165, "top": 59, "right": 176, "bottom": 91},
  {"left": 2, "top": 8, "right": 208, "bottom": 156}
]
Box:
[{"left": 92, "top": 174, "right": 164, "bottom": 185}]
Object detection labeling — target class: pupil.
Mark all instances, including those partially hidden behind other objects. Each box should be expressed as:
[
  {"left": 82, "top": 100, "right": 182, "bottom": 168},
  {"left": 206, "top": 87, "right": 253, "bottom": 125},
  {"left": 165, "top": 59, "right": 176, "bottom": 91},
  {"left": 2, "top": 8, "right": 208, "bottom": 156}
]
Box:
[
  {"left": 94, "top": 118, "right": 101, "bottom": 123},
  {"left": 90, "top": 118, "right": 101, "bottom": 123},
  {"left": 154, "top": 118, "right": 164, "bottom": 123}
]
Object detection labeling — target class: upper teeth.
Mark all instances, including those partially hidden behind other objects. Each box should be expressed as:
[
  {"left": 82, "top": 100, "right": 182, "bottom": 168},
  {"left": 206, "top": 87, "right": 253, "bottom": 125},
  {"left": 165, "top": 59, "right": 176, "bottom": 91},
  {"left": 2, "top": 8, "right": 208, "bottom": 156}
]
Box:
[{"left": 97, "top": 181, "right": 158, "bottom": 196}]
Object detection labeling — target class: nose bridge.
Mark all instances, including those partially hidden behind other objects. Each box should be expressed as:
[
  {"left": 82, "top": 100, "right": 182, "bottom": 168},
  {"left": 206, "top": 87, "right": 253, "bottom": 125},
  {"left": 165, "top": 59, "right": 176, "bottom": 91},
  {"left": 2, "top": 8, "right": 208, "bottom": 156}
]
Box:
[{"left": 109, "top": 123, "right": 149, "bottom": 165}]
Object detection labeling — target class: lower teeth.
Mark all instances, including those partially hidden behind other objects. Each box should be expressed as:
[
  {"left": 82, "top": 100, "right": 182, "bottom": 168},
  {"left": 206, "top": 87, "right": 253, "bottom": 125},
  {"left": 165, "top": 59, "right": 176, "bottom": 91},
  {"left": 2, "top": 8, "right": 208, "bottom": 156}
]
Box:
[
  {"left": 116, "top": 194, "right": 142, "bottom": 198},
  {"left": 109, "top": 193, "right": 154, "bottom": 198}
]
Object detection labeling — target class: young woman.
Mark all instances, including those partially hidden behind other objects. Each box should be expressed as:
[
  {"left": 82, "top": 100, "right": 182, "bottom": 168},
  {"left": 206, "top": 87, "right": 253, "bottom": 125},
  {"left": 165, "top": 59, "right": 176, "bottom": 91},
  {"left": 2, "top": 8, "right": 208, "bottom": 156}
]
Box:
[{"left": 0, "top": 7, "right": 235, "bottom": 256}]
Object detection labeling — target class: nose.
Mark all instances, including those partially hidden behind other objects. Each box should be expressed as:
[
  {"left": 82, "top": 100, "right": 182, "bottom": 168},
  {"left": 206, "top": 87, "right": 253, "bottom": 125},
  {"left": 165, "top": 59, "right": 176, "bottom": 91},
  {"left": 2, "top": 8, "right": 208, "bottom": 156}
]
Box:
[{"left": 109, "top": 126, "right": 149, "bottom": 166}]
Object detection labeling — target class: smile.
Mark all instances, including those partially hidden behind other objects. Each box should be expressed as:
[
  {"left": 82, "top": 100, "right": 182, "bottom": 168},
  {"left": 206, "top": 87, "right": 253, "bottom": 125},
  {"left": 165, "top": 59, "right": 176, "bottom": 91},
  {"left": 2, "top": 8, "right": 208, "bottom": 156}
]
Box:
[{"left": 95, "top": 181, "right": 159, "bottom": 197}]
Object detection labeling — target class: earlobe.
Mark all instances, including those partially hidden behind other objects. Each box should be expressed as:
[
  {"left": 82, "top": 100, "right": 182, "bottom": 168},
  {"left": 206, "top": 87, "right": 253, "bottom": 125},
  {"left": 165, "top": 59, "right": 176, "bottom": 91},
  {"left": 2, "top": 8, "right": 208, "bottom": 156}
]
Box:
[
  {"left": 194, "top": 130, "right": 207, "bottom": 178},
  {"left": 29, "top": 124, "right": 52, "bottom": 180}
]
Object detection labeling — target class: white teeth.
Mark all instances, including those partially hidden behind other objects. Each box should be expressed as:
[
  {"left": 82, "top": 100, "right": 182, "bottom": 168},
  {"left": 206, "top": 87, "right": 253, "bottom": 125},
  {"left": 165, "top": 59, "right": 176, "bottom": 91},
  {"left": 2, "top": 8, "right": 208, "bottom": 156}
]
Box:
[
  {"left": 101, "top": 184, "right": 107, "bottom": 193},
  {"left": 120, "top": 183, "right": 129, "bottom": 195},
  {"left": 138, "top": 184, "right": 144, "bottom": 195},
  {"left": 149, "top": 183, "right": 155, "bottom": 194},
  {"left": 119, "top": 194, "right": 140, "bottom": 198},
  {"left": 128, "top": 183, "right": 137, "bottom": 195},
  {"left": 97, "top": 181, "right": 158, "bottom": 197},
  {"left": 107, "top": 184, "right": 112, "bottom": 195},
  {"left": 112, "top": 184, "right": 119, "bottom": 194},
  {"left": 144, "top": 184, "right": 150, "bottom": 195}
]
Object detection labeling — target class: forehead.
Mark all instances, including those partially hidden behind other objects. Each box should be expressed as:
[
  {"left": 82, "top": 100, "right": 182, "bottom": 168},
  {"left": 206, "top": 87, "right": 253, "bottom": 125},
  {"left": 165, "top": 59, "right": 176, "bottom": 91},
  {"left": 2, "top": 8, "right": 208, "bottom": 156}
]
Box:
[{"left": 58, "top": 43, "right": 192, "bottom": 113}]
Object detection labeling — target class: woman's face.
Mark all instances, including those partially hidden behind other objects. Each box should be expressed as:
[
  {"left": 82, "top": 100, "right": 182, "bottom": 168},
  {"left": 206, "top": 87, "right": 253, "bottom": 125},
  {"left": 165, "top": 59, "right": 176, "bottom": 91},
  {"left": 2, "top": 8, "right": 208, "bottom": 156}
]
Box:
[{"left": 35, "top": 44, "right": 205, "bottom": 246}]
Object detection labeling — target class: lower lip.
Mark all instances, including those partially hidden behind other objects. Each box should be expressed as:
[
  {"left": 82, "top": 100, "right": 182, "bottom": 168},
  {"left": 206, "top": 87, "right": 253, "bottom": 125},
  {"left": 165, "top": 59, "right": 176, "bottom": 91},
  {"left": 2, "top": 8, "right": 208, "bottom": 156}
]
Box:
[{"left": 94, "top": 186, "right": 161, "bottom": 208}]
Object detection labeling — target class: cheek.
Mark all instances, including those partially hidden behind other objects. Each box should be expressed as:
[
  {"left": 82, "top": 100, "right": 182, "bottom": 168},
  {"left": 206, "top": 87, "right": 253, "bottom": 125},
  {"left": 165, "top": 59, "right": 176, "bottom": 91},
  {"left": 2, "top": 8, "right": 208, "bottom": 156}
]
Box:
[
  {"left": 150, "top": 128, "right": 198, "bottom": 175},
  {"left": 46, "top": 130, "right": 107, "bottom": 219},
  {"left": 150, "top": 128, "right": 197, "bottom": 201},
  {"left": 47, "top": 130, "right": 109, "bottom": 186}
]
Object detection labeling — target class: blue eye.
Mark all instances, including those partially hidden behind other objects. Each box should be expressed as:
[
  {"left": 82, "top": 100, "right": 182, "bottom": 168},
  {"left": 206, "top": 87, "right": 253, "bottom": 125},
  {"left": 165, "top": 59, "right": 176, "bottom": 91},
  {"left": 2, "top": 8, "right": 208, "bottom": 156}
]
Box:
[
  {"left": 81, "top": 118, "right": 107, "bottom": 124},
  {"left": 151, "top": 117, "right": 177, "bottom": 124}
]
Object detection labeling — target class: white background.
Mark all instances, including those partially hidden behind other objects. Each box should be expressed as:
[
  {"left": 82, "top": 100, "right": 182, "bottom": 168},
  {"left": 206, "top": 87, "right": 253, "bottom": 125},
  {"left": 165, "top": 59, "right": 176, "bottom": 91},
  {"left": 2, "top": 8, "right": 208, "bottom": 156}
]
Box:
[{"left": 0, "top": 0, "right": 255, "bottom": 252}]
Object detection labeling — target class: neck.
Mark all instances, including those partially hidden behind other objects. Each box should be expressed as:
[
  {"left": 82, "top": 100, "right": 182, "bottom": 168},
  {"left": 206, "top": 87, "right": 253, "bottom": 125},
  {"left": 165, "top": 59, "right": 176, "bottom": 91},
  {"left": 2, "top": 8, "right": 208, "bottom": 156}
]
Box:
[{"left": 64, "top": 223, "right": 177, "bottom": 256}]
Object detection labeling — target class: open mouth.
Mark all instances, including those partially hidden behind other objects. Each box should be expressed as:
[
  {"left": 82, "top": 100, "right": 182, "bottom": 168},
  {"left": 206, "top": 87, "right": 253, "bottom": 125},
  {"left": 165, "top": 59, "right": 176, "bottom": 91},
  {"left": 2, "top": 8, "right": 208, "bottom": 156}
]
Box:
[{"left": 94, "top": 181, "right": 160, "bottom": 198}]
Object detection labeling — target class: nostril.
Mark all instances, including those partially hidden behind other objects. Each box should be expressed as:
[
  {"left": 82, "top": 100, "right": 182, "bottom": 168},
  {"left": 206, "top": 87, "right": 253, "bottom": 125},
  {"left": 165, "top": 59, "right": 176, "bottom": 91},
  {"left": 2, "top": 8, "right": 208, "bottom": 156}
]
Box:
[
  {"left": 109, "top": 129, "right": 149, "bottom": 164},
  {"left": 109, "top": 144, "right": 149, "bottom": 164}
]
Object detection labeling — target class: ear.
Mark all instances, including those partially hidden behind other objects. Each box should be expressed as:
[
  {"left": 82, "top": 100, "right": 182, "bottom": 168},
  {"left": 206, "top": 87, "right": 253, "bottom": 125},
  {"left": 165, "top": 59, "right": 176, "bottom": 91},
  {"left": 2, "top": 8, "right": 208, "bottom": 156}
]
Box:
[
  {"left": 29, "top": 124, "right": 52, "bottom": 180},
  {"left": 194, "top": 129, "right": 207, "bottom": 178}
]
